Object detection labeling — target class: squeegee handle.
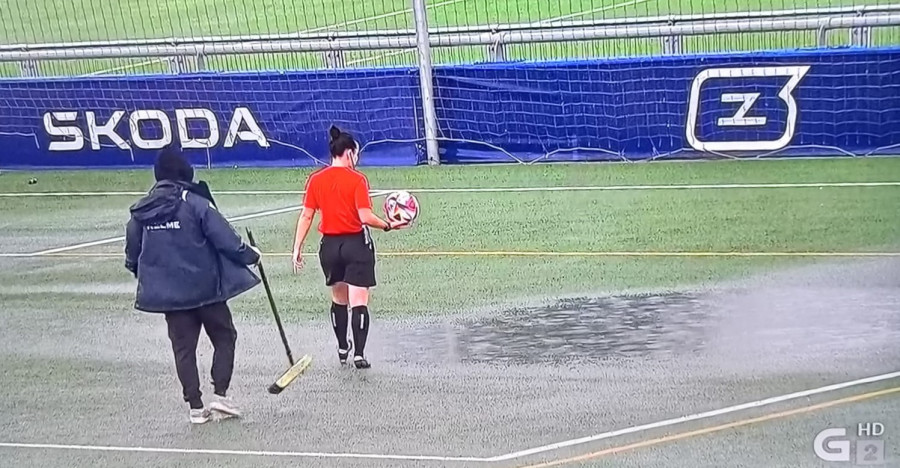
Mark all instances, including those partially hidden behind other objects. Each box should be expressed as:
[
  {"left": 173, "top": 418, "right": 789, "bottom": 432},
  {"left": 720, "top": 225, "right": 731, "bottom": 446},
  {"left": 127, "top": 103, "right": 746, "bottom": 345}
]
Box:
[{"left": 247, "top": 228, "right": 294, "bottom": 366}]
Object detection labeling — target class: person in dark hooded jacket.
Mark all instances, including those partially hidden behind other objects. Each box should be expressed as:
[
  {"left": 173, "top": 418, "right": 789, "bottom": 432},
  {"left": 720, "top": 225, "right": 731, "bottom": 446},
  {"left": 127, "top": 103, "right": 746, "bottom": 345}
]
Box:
[{"left": 125, "top": 149, "right": 261, "bottom": 424}]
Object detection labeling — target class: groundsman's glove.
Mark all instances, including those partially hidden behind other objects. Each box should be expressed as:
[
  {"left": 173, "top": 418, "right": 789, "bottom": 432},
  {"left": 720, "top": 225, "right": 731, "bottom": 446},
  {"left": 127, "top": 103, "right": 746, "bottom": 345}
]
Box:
[{"left": 247, "top": 245, "right": 262, "bottom": 266}]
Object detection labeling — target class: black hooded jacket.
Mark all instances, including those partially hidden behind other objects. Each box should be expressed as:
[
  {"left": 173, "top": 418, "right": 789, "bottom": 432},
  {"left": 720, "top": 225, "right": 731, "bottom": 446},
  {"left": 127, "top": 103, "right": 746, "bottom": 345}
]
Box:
[{"left": 124, "top": 180, "right": 260, "bottom": 313}]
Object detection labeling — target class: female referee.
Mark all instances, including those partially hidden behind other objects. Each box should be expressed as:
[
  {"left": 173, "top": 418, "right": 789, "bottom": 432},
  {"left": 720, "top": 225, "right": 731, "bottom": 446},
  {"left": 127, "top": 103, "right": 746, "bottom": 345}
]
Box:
[{"left": 291, "top": 125, "right": 406, "bottom": 369}]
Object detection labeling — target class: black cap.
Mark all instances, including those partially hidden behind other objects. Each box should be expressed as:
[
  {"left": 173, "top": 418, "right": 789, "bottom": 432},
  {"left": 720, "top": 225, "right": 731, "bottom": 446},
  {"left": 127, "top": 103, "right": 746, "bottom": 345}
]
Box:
[{"left": 154, "top": 148, "right": 194, "bottom": 182}]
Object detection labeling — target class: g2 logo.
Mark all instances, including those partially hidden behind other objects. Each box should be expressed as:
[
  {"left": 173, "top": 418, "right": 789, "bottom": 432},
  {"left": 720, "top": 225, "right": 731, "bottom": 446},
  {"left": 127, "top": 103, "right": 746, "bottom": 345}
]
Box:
[{"left": 814, "top": 428, "right": 851, "bottom": 462}]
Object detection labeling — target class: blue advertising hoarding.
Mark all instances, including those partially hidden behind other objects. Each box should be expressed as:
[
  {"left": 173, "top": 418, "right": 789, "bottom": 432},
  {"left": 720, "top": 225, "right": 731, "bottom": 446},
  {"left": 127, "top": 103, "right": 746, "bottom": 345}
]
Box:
[{"left": 0, "top": 46, "right": 897, "bottom": 168}]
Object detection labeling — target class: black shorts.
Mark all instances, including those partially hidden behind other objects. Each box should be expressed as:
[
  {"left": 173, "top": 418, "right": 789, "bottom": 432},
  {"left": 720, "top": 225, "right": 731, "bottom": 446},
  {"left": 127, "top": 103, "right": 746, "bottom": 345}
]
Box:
[{"left": 318, "top": 229, "right": 377, "bottom": 288}]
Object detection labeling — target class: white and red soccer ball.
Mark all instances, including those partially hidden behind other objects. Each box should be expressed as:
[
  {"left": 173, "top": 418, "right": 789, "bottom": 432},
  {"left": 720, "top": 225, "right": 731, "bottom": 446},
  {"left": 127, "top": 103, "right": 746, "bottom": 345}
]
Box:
[{"left": 383, "top": 190, "right": 419, "bottom": 225}]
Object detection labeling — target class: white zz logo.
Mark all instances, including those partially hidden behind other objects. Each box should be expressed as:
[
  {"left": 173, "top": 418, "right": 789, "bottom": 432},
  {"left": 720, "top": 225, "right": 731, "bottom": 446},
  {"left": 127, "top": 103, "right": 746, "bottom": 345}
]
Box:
[{"left": 685, "top": 65, "right": 810, "bottom": 152}]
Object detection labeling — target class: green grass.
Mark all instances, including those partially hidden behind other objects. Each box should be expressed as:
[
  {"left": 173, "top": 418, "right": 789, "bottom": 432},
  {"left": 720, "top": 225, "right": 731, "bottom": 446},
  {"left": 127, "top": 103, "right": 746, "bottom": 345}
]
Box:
[
  {"left": 0, "top": 0, "right": 881, "bottom": 44},
  {"left": 1, "top": 0, "right": 897, "bottom": 77},
  {"left": 0, "top": 158, "right": 898, "bottom": 320}
]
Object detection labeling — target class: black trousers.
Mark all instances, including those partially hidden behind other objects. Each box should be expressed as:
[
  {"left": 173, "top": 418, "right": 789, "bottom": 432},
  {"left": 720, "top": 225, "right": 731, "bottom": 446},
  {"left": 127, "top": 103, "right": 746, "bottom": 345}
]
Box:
[{"left": 164, "top": 302, "right": 237, "bottom": 409}]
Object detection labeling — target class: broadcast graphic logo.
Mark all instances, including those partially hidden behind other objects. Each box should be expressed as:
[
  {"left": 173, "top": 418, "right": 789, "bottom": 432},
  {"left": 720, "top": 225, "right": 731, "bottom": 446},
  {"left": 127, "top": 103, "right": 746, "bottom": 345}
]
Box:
[
  {"left": 685, "top": 65, "right": 810, "bottom": 153},
  {"left": 814, "top": 423, "right": 887, "bottom": 465}
]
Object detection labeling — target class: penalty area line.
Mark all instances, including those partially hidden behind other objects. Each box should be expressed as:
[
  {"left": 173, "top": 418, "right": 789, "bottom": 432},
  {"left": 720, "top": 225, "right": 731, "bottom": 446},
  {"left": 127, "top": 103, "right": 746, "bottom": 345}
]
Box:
[
  {"left": 16, "top": 190, "right": 392, "bottom": 256},
  {"left": 24, "top": 205, "right": 304, "bottom": 257}
]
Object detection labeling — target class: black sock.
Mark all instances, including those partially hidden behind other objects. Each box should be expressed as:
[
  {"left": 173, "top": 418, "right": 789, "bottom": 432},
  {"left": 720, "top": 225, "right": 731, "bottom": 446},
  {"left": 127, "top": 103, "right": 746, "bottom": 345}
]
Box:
[
  {"left": 331, "top": 302, "right": 349, "bottom": 350},
  {"left": 351, "top": 306, "right": 370, "bottom": 357}
]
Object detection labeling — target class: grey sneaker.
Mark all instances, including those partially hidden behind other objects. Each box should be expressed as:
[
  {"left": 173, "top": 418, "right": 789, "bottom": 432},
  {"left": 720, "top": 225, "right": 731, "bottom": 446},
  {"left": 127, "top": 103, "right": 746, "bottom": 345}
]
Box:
[
  {"left": 209, "top": 396, "right": 241, "bottom": 419},
  {"left": 190, "top": 408, "right": 211, "bottom": 424}
]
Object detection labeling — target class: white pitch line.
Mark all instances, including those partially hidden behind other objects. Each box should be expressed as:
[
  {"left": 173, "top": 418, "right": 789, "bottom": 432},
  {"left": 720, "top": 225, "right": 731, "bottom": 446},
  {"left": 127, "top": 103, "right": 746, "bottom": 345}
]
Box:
[
  {"left": 0, "top": 371, "right": 897, "bottom": 462},
  {"left": 0, "top": 443, "right": 489, "bottom": 463},
  {"left": 0, "top": 191, "right": 153, "bottom": 197},
  {"left": 347, "top": 49, "right": 415, "bottom": 66},
  {"left": 26, "top": 205, "right": 302, "bottom": 257},
  {"left": 539, "top": 0, "right": 650, "bottom": 25},
  {"left": 381, "top": 182, "right": 900, "bottom": 193},
  {"left": 2, "top": 251, "right": 900, "bottom": 259},
  {"left": 82, "top": 58, "right": 167, "bottom": 77},
  {"left": 487, "top": 370, "right": 900, "bottom": 462},
  {"left": 19, "top": 192, "right": 394, "bottom": 257},
  {"left": 69, "top": 0, "right": 461, "bottom": 78},
  {"left": 300, "top": 0, "right": 463, "bottom": 34},
  {"left": 1, "top": 182, "right": 898, "bottom": 198}
]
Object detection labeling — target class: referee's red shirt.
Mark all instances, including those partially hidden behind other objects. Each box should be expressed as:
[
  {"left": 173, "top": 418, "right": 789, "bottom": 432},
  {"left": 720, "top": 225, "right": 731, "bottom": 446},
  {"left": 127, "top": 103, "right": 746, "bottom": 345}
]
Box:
[{"left": 302, "top": 166, "right": 372, "bottom": 235}]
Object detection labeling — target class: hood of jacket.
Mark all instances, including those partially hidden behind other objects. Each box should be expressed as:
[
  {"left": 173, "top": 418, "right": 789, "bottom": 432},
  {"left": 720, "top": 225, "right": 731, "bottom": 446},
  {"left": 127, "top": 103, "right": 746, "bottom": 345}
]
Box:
[{"left": 130, "top": 180, "right": 184, "bottom": 223}]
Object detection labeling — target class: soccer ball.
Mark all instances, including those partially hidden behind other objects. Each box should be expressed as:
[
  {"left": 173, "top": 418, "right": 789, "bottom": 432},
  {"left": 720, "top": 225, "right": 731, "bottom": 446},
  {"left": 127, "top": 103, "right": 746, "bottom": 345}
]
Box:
[{"left": 383, "top": 190, "right": 419, "bottom": 225}]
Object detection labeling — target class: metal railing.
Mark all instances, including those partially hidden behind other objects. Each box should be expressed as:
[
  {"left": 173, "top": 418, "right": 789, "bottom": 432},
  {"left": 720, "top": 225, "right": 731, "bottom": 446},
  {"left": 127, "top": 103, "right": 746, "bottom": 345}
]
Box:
[{"left": 1, "top": 5, "right": 898, "bottom": 61}]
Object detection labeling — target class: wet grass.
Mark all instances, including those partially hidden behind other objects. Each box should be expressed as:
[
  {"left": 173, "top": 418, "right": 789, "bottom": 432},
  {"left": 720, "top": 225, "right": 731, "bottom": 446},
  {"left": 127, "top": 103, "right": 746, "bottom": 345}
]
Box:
[{"left": 0, "top": 158, "right": 898, "bottom": 319}]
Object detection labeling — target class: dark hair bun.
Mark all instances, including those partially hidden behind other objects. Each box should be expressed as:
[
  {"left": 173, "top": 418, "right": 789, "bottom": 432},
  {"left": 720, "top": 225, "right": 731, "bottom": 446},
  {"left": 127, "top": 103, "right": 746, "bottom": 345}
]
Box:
[
  {"left": 329, "top": 125, "right": 342, "bottom": 141},
  {"left": 328, "top": 124, "right": 358, "bottom": 158}
]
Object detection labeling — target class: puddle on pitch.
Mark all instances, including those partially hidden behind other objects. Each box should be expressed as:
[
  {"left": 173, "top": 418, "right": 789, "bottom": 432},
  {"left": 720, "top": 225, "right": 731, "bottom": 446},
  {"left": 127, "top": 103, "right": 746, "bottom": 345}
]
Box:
[{"left": 451, "top": 293, "right": 711, "bottom": 364}]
